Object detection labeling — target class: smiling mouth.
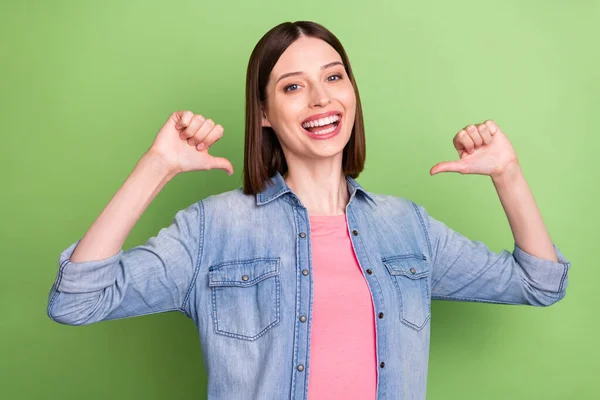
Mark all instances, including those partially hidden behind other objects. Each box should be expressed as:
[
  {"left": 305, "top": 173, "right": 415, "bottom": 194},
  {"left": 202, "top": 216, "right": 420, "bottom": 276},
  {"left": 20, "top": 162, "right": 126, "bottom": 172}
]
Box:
[{"left": 301, "top": 113, "right": 341, "bottom": 135}]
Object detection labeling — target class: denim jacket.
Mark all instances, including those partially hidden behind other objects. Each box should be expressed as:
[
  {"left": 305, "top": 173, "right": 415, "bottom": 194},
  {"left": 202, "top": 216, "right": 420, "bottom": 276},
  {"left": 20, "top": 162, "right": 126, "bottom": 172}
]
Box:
[{"left": 47, "top": 172, "right": 571, "bottom": 400}]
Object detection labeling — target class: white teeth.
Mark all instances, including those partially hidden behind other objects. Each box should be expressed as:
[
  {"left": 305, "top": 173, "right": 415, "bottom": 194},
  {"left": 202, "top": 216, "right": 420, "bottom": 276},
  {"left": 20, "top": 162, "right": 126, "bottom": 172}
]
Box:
[
  {"left": 301, "top": 114, "right": 340, "bottom": 129},
  {"left": 309, "top": 124, "right": 337, "bottom": 135}
]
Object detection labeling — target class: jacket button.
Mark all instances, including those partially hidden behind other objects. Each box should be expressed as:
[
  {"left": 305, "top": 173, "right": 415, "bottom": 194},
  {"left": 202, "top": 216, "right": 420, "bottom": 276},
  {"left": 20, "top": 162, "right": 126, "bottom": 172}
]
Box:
[
  {"left": 241, "top": 275, "right": 249, "bottom": 281},
  {"left": 410, "top": 267, "right": 416, "bottom": 274},
  {"left": 378, "top": 312, "right": 384, "bottom": 319},
  {"left": 297, "top": 364, "right": 304, "bottom": 372},
  {"left": 380, "top": 362, "right": 385, "bottom": 368},
  {"left": 366, "top": 269, "right": 373, "bottom": 275},
  {"left": 352, "top": 230, "right": 359, "bottom": 236},
  {"left": 299, "top": 232, "right": 307, "bottom": 238},
  {"left": 300, "top": 315, "right": 307, "bottom": 322},
  {"left": 302, "top": 269, "right": 309, "bottom": 276}
]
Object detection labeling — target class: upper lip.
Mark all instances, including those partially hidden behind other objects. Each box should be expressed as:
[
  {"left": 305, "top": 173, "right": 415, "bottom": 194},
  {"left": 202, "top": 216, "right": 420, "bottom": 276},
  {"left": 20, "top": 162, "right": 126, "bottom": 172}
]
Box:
[{"left": 301, "top": 111, "right": 342, "bottom": 125}]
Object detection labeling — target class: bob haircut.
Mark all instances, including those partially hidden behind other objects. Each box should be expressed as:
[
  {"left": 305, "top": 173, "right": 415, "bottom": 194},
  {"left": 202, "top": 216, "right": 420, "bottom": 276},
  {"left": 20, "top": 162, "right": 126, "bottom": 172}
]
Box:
[{"left": 243, "top": 21, "right": 366, "bottom": 195}]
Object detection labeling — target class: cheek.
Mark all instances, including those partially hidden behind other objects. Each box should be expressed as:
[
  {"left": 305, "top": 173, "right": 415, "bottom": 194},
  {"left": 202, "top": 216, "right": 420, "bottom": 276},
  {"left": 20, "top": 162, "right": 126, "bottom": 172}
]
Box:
[
  {"left": 339, "top": 86, "right": 356, "bottom": 111},
  {"left": 272, "top": 96, "right": 304, "bottom": 125}
]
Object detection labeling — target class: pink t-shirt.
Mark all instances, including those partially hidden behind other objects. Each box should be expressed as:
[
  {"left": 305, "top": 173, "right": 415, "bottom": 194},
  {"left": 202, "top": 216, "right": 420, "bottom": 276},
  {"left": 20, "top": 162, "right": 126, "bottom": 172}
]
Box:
[{"left": 306, "top": 214, "right": 378, "bottom": 399}]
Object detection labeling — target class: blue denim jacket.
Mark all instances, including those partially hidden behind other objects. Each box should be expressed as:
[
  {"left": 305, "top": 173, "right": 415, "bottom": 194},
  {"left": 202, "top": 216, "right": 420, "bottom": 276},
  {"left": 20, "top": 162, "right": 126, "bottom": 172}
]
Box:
[{"left": 47, "top": 172, "right": 571, "bottom": 400}]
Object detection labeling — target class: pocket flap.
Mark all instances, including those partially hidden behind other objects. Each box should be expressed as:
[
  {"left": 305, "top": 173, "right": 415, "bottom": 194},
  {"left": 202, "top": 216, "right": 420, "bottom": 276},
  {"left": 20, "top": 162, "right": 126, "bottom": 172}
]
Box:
[
  {"left": 208, "top": 258, "right": 279, "bottom": 287},
  {"left": 382, "top": 254, "right": 429, "bottom": 279}
]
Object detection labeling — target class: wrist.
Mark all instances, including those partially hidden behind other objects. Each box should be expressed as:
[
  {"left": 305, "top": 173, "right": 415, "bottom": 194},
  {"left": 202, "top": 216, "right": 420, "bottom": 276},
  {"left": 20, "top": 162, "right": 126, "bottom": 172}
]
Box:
[
  {"left": 491, "top": 161, "right": 522, "bottom": 186},
  {"left": 139, "top": 150, "right": 179, "bottom": 182}
]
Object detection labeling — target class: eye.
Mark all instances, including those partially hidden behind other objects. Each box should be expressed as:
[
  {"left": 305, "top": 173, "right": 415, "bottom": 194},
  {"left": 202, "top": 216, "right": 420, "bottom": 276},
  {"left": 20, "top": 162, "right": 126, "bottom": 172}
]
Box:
[
  {"left": 284, "top": 83, "right": 299, "bottom": 93},
  {"left": 328, "top": 74, "right": 343, "bottom": 82}
]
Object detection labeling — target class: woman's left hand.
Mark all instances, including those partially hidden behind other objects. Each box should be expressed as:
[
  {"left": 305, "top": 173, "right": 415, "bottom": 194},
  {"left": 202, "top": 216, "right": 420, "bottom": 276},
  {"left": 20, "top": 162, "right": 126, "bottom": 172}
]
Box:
[{"left": 430, "top": 120, "right": 519, "bottom": 179}]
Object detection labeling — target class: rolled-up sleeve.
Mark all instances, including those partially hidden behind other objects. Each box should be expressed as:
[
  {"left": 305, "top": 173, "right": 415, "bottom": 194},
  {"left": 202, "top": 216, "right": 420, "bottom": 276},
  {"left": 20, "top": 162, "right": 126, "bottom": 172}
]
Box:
[
  {"left": 414, "top": 203, "right": 571, "bottom": 306},
  {"left": 55, "top": 242, "right": 124, "bottom": 293},
  {"left": 513, "top": 242, "right": 569, "bottom": 295},
  {"left": 47, "top": 201, "right": 204, "bottom": 325}
]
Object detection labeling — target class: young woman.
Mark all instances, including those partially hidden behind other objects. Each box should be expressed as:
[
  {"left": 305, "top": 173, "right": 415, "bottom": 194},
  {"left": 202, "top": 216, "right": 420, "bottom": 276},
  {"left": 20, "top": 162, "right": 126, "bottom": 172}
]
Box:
[{"left": 47, "top": 21, "right": 571, "bottom": 400}]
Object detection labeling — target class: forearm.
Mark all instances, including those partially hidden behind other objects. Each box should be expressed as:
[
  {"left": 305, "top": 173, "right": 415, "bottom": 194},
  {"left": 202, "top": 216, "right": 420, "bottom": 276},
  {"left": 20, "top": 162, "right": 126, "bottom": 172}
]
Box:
[
  {"left": 70, "top": 151, "right": 176, "bottom": 262},
  {"left": 491, "top": 162, "right": 558, "bottom": 262}
]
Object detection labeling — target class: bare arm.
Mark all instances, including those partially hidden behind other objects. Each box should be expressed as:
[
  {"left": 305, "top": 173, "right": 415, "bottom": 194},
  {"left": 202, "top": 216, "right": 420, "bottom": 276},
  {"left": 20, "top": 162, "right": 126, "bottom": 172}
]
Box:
[
  {"left": 492, "top": 162, "right": 557, "bottom": 262},
  {"left": 70, "top": 152, "right": 175, "bottom": 262}
]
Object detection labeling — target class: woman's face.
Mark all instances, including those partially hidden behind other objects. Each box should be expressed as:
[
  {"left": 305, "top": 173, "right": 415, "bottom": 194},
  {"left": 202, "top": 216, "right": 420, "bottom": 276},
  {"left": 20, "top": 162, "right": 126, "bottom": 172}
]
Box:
[{"left": 262, "top": 36, "right": 356, "bottom": 165}]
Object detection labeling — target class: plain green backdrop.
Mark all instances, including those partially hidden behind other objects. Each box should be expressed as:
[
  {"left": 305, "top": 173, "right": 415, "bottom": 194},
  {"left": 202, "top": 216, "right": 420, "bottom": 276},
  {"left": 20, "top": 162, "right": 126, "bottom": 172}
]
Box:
[{"left": 1, "top": 0, "right": 598, "bottom": 399}]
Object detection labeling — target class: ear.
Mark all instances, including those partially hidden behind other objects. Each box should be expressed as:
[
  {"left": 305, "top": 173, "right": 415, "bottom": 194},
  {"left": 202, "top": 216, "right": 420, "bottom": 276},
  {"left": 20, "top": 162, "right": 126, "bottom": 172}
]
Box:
[{"left": 261, "top": 106, "right": 272, "bottom": 128}]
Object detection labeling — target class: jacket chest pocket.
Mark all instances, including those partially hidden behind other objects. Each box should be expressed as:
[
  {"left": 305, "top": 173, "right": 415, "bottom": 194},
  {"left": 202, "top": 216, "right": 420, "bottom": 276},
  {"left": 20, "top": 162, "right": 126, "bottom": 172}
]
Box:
[
  {"left": 208, "top": 258, "right": 281, "bottom": 341},
  {"left": 382, "top": 254, "right": 431, "bottom": 331}
]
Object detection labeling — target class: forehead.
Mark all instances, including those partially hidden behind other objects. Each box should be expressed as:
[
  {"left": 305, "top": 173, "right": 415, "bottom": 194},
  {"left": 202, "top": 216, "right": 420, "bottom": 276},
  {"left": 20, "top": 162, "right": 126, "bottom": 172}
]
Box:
[{"left": 270, "top": 36, "right": 342, "bottom": 77}]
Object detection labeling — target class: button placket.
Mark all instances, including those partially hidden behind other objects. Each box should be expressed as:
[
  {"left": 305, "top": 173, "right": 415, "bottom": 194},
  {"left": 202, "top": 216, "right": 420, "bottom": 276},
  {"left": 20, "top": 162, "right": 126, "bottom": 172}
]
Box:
[
  {"left": 292, "top": 207, "right": 312, "bottom": 398},
  {"left": 347, "top": 215, "right": 387, "bottom": 381}
]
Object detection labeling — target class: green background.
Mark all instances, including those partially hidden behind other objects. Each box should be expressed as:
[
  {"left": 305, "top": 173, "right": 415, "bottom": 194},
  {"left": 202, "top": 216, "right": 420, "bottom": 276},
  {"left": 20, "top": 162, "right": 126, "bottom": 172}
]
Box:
[{"left": 1, "top": 0, "right": 597, "bottom": 398}]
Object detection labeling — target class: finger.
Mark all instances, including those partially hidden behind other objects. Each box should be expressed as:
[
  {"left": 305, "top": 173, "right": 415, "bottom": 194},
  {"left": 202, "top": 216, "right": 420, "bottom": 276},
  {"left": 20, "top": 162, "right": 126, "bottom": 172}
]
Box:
[
  {"left": 453, "top": 130, "right": 466, "bottom": 152},
  {"left": 430, "top": 160, "right": 466, "bottom": 175},
  {"left": 188, "top": 118, "right": 215, "bottom": 147},
  {"left": 175, "top": 111, "right": 194, "bottom": 130},
  {"left": 485, "top": 119, "right": 499, "bottom": 135},
  {"left": 465, "top": 125, "right": 483, "bottom": 148},
  {"left": 182, "top": 114, "right": 206, "bottom": 140},
  {"left": 477, "top": 123, "right": 492, "bottom": 145},
  {"left": 208, "top": 155, "right": 234, "bottom": 176},
  {"left": 196, "top": 124, "right": 224, "bottom": 150},
  {"left": 457, "top": 129, "right": 475, "bottom": 153}
]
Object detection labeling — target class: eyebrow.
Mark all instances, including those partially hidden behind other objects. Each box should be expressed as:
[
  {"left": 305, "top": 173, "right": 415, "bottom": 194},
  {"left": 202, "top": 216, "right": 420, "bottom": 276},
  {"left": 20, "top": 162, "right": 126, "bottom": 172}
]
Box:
[{"left": 276, "top": 61, "right": 344, "bottom": 84}]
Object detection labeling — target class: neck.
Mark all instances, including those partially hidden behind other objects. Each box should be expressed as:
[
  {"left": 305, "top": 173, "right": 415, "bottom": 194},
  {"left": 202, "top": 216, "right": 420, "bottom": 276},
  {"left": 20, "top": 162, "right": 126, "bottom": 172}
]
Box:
[{"left": 284, "top": 163, "right": 349, "bottom": 216}]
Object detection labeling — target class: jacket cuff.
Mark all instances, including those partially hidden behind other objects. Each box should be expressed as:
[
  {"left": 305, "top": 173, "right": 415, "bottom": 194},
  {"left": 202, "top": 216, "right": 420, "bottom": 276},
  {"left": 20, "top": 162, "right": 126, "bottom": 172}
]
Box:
[
  {"left": 513, "top": 243, "right": 570, "bottom": 293},
  {"left": 55, "top": 240, "right": 123, "bottom": 293}
]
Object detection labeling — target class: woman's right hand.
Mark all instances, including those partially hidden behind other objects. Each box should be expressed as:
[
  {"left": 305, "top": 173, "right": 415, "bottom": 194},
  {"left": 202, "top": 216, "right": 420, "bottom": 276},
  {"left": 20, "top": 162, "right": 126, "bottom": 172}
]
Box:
[{"left": 147, "top": 111, "right": 234, "bottom": 176}]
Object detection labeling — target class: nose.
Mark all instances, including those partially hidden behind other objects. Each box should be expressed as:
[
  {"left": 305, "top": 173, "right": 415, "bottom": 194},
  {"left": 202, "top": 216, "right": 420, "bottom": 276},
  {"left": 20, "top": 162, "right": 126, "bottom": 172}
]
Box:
[{"left": 309, "top": 84, "right": 331, "bottom": 108}]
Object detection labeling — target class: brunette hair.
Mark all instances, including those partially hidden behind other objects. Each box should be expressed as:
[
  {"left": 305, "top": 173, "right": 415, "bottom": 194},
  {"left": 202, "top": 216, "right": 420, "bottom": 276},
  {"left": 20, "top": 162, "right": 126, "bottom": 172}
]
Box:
[{"left": 243, "top": 21, "right": 366, "bottom": 195}]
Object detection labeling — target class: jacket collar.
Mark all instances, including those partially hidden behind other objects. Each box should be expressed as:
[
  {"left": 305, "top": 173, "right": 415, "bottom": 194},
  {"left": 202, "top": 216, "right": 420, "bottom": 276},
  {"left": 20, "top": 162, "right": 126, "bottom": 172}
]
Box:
[{"left": 256, "top": 172, "right": 376, "bottom": 206}]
